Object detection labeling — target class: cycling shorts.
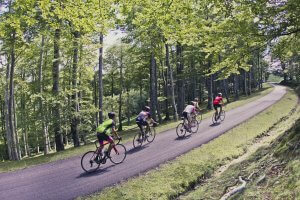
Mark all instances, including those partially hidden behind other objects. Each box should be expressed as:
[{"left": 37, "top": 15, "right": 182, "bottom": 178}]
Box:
[
  {"left": 97, "top": 132, "right": 113, "bottom": 145},
  {"left": 213, "top": 104, "right": 221, "bottom": 110}
]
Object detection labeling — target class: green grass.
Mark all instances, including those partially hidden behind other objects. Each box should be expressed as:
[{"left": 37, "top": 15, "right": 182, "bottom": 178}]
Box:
[
  {"left": 181, "top": 102, "right": 300, "bottom": 200},
  {"left": 79, "top": 88, "right": 298, "bottom": 200},
  {"left": 180, "top": 107, "right": 300, "bottom": 200},
  {"left": 267, "top": 74, "right": 284, "bottom": 83},
  {"left": 0, "top": 84, "right": 273, "bottom": 173}
]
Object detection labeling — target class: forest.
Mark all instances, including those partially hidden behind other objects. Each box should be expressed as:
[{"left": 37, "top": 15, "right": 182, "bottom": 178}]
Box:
[{"left": 0, "top": 0, "right": 299, "bottom": 161}]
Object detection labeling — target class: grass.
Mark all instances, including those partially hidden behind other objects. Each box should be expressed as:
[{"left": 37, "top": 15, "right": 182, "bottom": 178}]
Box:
[
  {"left": 79, "top": 88, "right": 298, "bottom": 200},
  {"left": 0, "top": 84, "right": 273, "bottom": 173},
  {"left": 267, "top": 74, "right": 284, "bottom": 83},
  {"left": 181, "top": 106, "right": 300, "bottom": 200}
]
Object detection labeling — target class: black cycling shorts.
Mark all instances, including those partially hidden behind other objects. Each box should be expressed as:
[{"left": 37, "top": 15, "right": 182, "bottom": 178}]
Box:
[
  {"left": 213, "top": 104, "right": 221, "bottom": 110},
  {"left": 97, "top": 132, "right": 110, "bottom": 142},
  {"left": 182, "top": 111, "right": 188, "bottom": 119}
]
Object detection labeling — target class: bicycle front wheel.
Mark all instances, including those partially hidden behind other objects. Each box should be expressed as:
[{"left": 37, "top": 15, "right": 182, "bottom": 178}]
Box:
[
  {"left": 190, "top": 119, "right": 199, "bottom": 133},
  {"left": 220, "top": 110, "right": 225, "bottom": 121},
  {"left": 133, "top": 133, "right": 143, "bottom": 148},
  {"left": 110, "top": 144, "right": 127, "bottom": 164},
  {"left": 81, "top": 151, "right": 100, "bottom": 173},
  {"left": 176, "top": 123, "right": 186, "bottom": 138},
  {"left": 146, "top": 127, "right": 156, "bottom": 143}
]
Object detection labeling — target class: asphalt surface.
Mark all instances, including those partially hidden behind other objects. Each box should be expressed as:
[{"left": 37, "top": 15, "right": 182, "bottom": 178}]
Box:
[{"left": 0, "top": 85, "right": 287, "bottom": 200}]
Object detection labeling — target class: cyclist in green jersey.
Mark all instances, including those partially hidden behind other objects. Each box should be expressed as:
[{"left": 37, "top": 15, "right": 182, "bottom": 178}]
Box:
[{"left": 96, "top": 112, "right": 120, "bottom": 157}]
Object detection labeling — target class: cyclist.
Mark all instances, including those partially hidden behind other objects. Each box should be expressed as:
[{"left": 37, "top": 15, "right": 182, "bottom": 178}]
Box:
[
  {"left": 213, "top": 93, "right": 224, "bottom": 120},
  {"left": 136, "top": 106, "right": 157, "bottom": 137},
  {"left": 182, "top": 102, "right": 196, "bottom": 132},
  {"left": 96, "top": 112, "right": 120, "bottom": 159}
]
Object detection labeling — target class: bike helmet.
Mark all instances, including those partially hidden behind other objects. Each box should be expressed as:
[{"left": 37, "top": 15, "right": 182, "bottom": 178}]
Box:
[
  {"left": 218, "top": 93, "right": 222, "bottom": 96},
  {"left": 143, "top": 106, "right": 150, "bottom": 112},
  {"left": 108, "top": 112, "right": 116, "bottom": 119}
]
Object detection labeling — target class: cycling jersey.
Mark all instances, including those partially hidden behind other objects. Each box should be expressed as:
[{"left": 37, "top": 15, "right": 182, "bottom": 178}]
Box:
[
  {"left": 96, "top": 119, "right": 115, "bottom": 135},
  {"left": 136, "top": 111, "right": 151, "bottom": 122},
  {"left": 213, "top": 96, "right": 223, "bottom": 105},
  {"left": 183, "top": 105, "right": 196, "bottom": 114}
]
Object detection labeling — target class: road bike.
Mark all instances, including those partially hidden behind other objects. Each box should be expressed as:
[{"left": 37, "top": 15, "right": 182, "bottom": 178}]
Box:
[
  {"left": 176, "top": 114, "right": 199, "bottom": 138},
  {"left": 81, "top": 137, "right": 127, "bottom": 173},
  {"left": 212, "top": 106, "right": 226, "bottom": 124},
  {"left": 133, "top": 123, "right": 156, "bottom": 148}
]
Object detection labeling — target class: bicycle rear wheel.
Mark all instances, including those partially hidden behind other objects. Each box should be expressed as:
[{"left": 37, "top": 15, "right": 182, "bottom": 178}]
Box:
[
  {"left": 110, "top": 144, "right": 127, "bottom": 164},
  {"left": 190, "top": 119, "right": 199, "bottom": 133},
  {"left": 220, "top": 110, "right": 225, "bottom": 121},
  {"left": 176, "top": 123, "right": 186, "bottom": 138},
  {"left": 146, "top": 127, "right": 156, "bottom": 143},
  {"left": 81, "top": 151, "right": 100, "bottom": 173},
  {"left": 133, "top": 133, "right": 143, "bottom": 148}
]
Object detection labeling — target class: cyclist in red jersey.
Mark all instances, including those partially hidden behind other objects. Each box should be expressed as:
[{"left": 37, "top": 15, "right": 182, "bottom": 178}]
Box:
[{"left": 213, "top": 93, "right": 224, "bottom": 120}]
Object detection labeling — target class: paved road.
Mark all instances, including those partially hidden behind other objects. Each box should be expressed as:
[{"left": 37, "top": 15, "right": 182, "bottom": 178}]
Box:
[{"left": 0, "top": 85, "right": 286, "bottom": 200}]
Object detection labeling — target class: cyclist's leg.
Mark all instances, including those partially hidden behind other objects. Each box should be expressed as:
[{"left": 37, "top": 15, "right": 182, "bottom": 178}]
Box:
[
  {"left": 217, "top": 105, "right": 222, "bottom": 119},
  {"left": 187, "top": 113, "right": 192, "bottom": 131},
  {"left": 213, "top": 105, "right": 218, "bottom": 120},
  {"left": 182, "top": 112, "right": 188, "bottom": 128},
  {"left": 96, "top": 133, "right": 105, "bottom": 155},
  {"left": 106, "top": 136, "right": 115, "bottom": 156},
  {"left": 136, "top": 121, "right": 144, "bottom": 135}
]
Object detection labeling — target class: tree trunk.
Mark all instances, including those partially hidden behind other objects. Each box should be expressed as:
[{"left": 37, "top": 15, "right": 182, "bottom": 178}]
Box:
[
  {"left": 244, "top": 69, "right": 248, "bottom": 96},
  {"left": 176, "top": 44, "right": 185, "bottom": 114},
  {"left": 94, "top": 73, "right": 98, "bottom": 127},
  {"left": 118, "top": 46, "right": 123, "bottom": 131},
  {"left": 4, "top": 32, "right": 20, "bottom": 161},
  {"left": 223, "top": 79, "right": 230, "bottom": 103},
  {"left": 126, "top": 88, "right": 130, "bottom": 126},
  {"left": 38, "top": 35, "right": 50, "bottom": 155},
  {"left": 165, "top": 44, "right": 178, "bottom": 120},
  {"left": 234, "top": 74, "right": 240, "bottom": 100},
  {"left": 206, "top": 75, "right": 213, "bottom": 110},
  {"left": 155, "top": 61, "right": 162, "bottom": 124},
  {"left": 150, "top": 52, "right": 157, "bottom": 121},
  {"left": 248, "top": 66, "right": 252, "bottom": 95},
  {"left": 70, "top": 31, "right": 80, "bottom": 147},
  {"left": 52, "top": 28, "right": 64, "bottom": 152},
  {"left": 13, "top": 94, "right": 21, "bottom": 159},
  {"left": 190, "top": 57, "right": 197, "bottom": 101},
  {"left": 98, "top": 33, "right": 104, "bottom": 123},
  {"left": 162, "top": 59, "right": 170, "bottom": 121}
]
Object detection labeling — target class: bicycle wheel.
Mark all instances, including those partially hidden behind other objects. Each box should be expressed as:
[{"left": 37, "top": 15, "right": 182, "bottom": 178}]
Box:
[
  {"left": 110, "top": 144, "right": 127, "bottom": 164},
  {"left": 176, "top": 123, "right": 186, "bottom": 138},
  {"left": 190, "top": 119, "right": 199, "bottom": 133},
  {"left": 81, "top": 151, "right": 100, "bottom": 173},
  {"left": 146, "top": 127, "right": 156, "bottom": 143},
  {"left": 133, "top": 133, "right": 143, "bottom": 148},
  {"left": 220, "top": 110, "right": 225, "bottom": 121}
]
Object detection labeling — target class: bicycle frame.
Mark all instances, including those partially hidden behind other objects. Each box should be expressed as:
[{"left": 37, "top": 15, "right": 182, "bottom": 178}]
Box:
[{"left": 94, "top": 138, "right": 121, "bottom": 155}]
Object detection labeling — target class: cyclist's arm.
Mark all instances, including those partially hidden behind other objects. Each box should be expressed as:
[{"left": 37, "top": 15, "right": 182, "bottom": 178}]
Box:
[{"left": 111, "top": 127, "right": 120, "bottom": 139}]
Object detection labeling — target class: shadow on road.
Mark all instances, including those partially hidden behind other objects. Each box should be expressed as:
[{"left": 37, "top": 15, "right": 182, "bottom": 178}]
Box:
[
  {"left": 126, "top": 145, "right": 149, "bottom": 155},
  {"left": 210, "top": 122, "right": 220, "bottom": 127},
  {"left": 175, "top": 134, "right": 192, "bottom": 140},
  {"left": 77, "top": 164, "right": 116, "bottom": 178}
]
